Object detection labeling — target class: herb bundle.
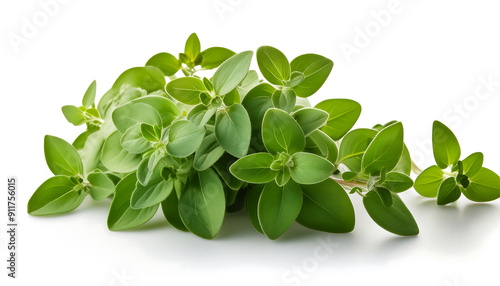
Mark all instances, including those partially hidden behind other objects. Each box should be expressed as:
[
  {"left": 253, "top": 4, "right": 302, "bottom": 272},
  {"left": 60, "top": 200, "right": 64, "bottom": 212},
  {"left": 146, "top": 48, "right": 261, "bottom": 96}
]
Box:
[{"left": 28, "top": 33, "right": 500, "bottom": 239}]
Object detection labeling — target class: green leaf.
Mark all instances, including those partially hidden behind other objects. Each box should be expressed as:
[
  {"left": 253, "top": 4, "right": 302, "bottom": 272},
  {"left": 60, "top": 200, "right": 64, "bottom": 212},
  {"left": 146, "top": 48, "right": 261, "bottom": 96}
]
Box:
[
  {"left": 187, "top": 104, "right": 217, "bottom": 127},
  {"left": 339, "top": 128, "right": 377, "bottom": 173},
  {"left": 194, "top": 133, "right": 225, "bottom": 171},
  {"left": 166, "top": 120, "right": 205, "bottom": 158},
  {"left": 28, "top": 176, "right": 85, "bottom": 215},
  {"left": 179, "top": 169, "right": 225, "bottom": 239},
  {"left": 107, "top": 173, "right": 159, "bottom": 231},
  {"left": 223, "top": 88, "right": 241, "bottom": 106},
  {"left": 271, "top": 89, "right": 296, "bottom": 113},
  {"left": 111, "top": 66, "right": 166, "bottom": 93},
  {"left": 82, "top": 80, "right": 97, "bottom": 107},
  {"left": 161, "top": 191, "right": 188, "bottom": 232},
  {"left": 166, "top": 77, "right": 206, "bottom": 105},
  {"left": 184, "top": 33, "right": 201, "bottom": 62},
  {"left": 79, "top": 131, "right": 106, "bottom": 174},
  {"left": 375, "top": 187, "right": 393, "bottom": 207},
  {"left": 432, "top": 120, "right": 461, "bottom": 169},
  {"left": 112, "top": 102, "right": 162, "bottom": 133},
  {"left": 229, "top": 153, "right": 278, "bottom": 184},
  {"left": 380, "top": 172, "right": 413, "bottom": 193},
  {"left": 132, "top": 95, "right": 181, "bottom": 128},
  {"left": 290, "top": 54, "right": 333, "bottom": 97},
  {"left": 146, "top": 52, "right": 180, "bottom": 76},
  {"left": 101, "top": 131, "right": 142, "bottom": 173},
  {"left": 87, "top": 172, "right": 115, "bottom": 200},
  {"left": 215, "top": 104, "right": 251, "bottom": 158},
  {"left": 131, "top": 170, "right": 174, "bottom": 209},
  {"left": 362, "top": 122, "right": 404, "bottom": 175},
  {"left": 316, "top": 99, "right": 362, "bottom": 140},
  {"left": 290, "top": 152, "right": 335, "bottom": 185},
  {"left": 462, "top": 152, "right": 483, "bottom": 177},
  {"left": 44, "top": 135, "right": 84, "bottom": 176},
  {"left": 258, "top": 180, "right": 303, "bottom": 240},
  {"left": 437, "top": 177, "right": 461, "bottom": 205},
  {"left": 237, "top": 70, "right": 260, "bottom": 97},
  {"left": 392, "top": 145, "right": 412, "bottom": 176},
  {"left": 242, "top": 83, "right": 275, "bottom": 130},
  {"left": 213, "top": 51, "right": 253, "bottom": 95},
  {"left": 200, "top": 47, "right": 235, "bottom": 69},
  {"left": 120, "top": 124, "right": 151, "bottom": 154},
  {"left": 462, "top": 167, "right": 500, "bottom": 202},
  {"left": 73, "top": 130, "right": 94, "bottom": 150},
  {"left": 262, "top": 108, "right": 305, "bottom": 154},
  {"left": 245, "top": 185, "right": 264, "bottom": 233},
  {"left": 62, "top": 105, "right": 85, "bottom": 126},
  {"left": 305, "top": 130, "right": 338, "bottom": 164},
  {"left": 213, "top": 154, "right": 244, "bottom": 190},
  {"left": 292, "top": 107, "right": 329, "bottom": 137},
  {"left": 275, "top": 167, "right": 291, "bottom": 187},
  {"left": 140, "top": 123, "right": 160, "bottom": 142},
  {"left": 297, "top": 179, "right": 355, "bottom": 233},
  {"left": 414, "top": 165, "right": 444, "bottom": 198},
  {"left": 256, "top": 46, "right": 291, "bottom": 85},
  {"left": 363, "top": 190, "right": 419, "bottom": 236},
  {"left": 284, "top": 71, "right": 305, "bottom": 88}
]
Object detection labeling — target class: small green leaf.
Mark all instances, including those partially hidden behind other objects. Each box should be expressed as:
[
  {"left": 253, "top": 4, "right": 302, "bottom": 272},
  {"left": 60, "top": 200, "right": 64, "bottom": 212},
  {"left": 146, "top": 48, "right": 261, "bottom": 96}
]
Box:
[
  {"left": 131, "top": 170, "right": 174, "bottom": 209},
  {"left": 82, "top": 80, "right": 97, "bottom": 108},
  {"left": 297, "top": 179, "right": 355, "bottom": 233},
  {"left": 120, "top": 124, "right": 151, "bottom": 154},
  {"left": 237, "top": 70, "right": 260, "bottom": 97},
  {"left": 62, "top": 105, "right": 85, "bottom": 126},
  {"left": 194, "top": 133, "right": 225, "bottom": 171},
  {"left": 432, "top": 121, "right": 461, "bottom": 169},
  {"left": 215, "top": 104, "right": 251, "bottom": 158},
  {"left": 179, "top": 169, "right": 225, "bottom": 239},
  {"left": 187, "top": 104, "right": 217, "bottom": 127},
  {"left": 213, "top": 154, "right": 244, "bottom": 190},
  {"left": 166, "top": 120, "right": 205, "bottom": 158},
  {"left": 200, "top": 47, "right": 235, "bottom": 69},
  {"left": 316, "top": 99, "right": 362, "bottom": 140},
  {"left": 112, "top": 102, "right": 162, "bottom": 133},
  {"left": 462, "top": 152, "right": 483, "bottom": 177},
  {"left": 272, "top": 89, "right": 296, "bottom": 113},
  {"left": 290, "top": 152, "right": 335, "bottom": 185},
  {"left": 107, "top": 173, "right": 159, "bottom": 231},
  {"left": 437, "top": 177, "right": 460, "bottom": 205},
  {"left": 140, "top": 123, "right": 160, "bottom": 142},
  {"left": 392, "top": 145, "right": 412, "bottom": 176},
  {"left": 242, "top": 83, "right": 275, "bottom": 130},
  {"left": 258, "top": 180, "right": 303, "bottom": 240},
  {"left": 292, "top": 107, "right": 329, "bottom": 137},
  {"left": 184, "top": 33, "right": 201, "bottom": 62},
  {"left": 304, "top": 130, "right": 338, "bottom": 165},
  {"left": 101, "top": 131, "right": 142, "bottom": 173},
  {"left": 363, "top": 190, "right": 419, "bottom": 236},
  {"left": 246, "top": 185, "right": 264, "bottom": 233},
  {"left": 284, "top": 71, "right": 305, "bottom": 88},
  {"left": 132, "top": 95, "right": 181, "bottom": 128},
  {"left": 362, "top": 122, "right": 404, "bottom": 175},
  {"left": 213, "top": 51, "right": 253, "bottom": 95},
  {"left": 462, "top": 167, "right": 500, "bottom": 202},
  {"left": 375, "top": 187, "right": 393, "bottom": 207},
  {"left": 262, "top": 108, "right": 305, "bottom": 154},
  {"left": 290, "top": 54, "right": 333, "bottom": 97},
  {"left": 256, "top": 46, "right": 291, "bottom": 85},
  {"left": 44, "top": 135, "right": 84, "bottom": 176},
  {"left": 229, "top": 153, "right": 278, "bottom": 183},
  {"left": 339, "top": 128, "right": 377, "bottom": 173},
  {"left": 146, "top": 52, "right": 180, "bottom": 76},
  {"left": 161, "top": 191, "right": 188, "bottom": 232},
  {"left": 28, "top": 176, "right": 85, "bottom": 215},
  {"left": 87, "top": 172, "right": 115, "bottom": 200},
  {"left": 275, "top": 167, "right": 291, "bottom": 187},
  {"left": 414, "top": 165, "right": 444, "bottom": 198},
  {"left": 111, "top": 66, "right": 166, "bottom": 93},
  {"left": 166, "top": 77, "right": 206, "bottom": 105},
  {"left": 380, "top": 172, "right": 414, "bottom": 193}
]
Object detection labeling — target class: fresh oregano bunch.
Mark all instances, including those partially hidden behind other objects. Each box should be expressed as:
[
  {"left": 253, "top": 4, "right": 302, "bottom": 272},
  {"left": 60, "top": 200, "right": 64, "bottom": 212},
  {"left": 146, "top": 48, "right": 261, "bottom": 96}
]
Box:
[{"left": 28, "top": 33, "right": 500, "bottom": 240}]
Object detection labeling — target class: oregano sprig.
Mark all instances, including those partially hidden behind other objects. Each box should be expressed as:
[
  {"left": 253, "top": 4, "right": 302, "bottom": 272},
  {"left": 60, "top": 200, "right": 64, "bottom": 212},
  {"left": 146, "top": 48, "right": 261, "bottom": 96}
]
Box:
[{"left": 28, "top": 33, "right": 500, "bottom": 241}]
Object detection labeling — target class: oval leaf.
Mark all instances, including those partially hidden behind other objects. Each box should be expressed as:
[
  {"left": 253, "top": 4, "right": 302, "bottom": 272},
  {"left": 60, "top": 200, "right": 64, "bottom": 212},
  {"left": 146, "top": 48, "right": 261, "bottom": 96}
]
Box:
[
  {"left": 414, "top": 165, "right": 444, "bottom": 198},
  {"left": 215, "top": 104, "right": 251, "bottom": 158},
  {"left": 362, "top": 122, "right": 404, "bottom": 175},
  {"left": 432, "top": 121, "right": 461, "bottom": 169},
  {"left": 229, "top": 153, "right": 278, "bottom": 184},
  {"left": 28, "top": 176, "right": 85, "bottom": 215},
  {"left": 290, "top": 152, "right": 335, "bottom": 185},
  {"left": 290, "top": 54, "right": 333, "bottom": 98},
  {"left": 166, "top": 77, "right": 206, "bottom": 105},
  {"left": 262, "top": 108, "right": 305, "bottom": 154},
  {"left": 256, "top": 46, "right": 291, "bottom": 85},
  {"left": 316, "top": 99, "right": 362, "bottom": 140},
  {"left": 101, "top": 131, "right": 142, "bottom": 173},
  {"left": 44, "top": 135, "right": 84, "bottom": 176},
  {"left": 462, "top": 167, "right": 500, "bottom": 202},
  {"left": 213, "top": 51, "right": 253, "bottom": 95}
]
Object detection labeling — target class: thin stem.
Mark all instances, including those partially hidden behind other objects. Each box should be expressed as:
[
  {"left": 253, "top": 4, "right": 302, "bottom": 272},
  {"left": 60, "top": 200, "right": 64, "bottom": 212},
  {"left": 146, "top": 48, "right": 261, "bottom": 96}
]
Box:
[
  {"left": 411, "top": 159, "right": 423, "bottom": 175},
  {"left": 330, "top": 176, "right": 366, "bottom": 188}
]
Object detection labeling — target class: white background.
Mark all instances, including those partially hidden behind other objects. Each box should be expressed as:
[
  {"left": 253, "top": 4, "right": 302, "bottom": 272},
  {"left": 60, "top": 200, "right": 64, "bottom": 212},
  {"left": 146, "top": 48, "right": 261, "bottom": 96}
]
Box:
[{"left": 1, "top": 0, "right": 500, "bottom": 285}]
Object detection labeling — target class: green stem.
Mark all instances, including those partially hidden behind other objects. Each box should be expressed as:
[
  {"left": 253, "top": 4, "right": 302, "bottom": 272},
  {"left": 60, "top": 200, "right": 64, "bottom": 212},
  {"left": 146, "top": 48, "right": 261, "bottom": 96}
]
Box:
[{"left": 411, "top": 159, "right": 423, "bottom": 175}]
